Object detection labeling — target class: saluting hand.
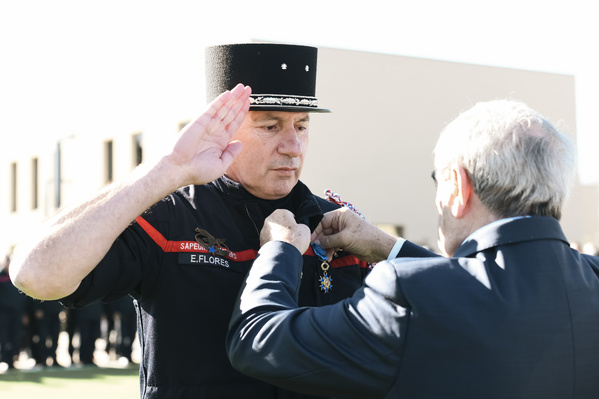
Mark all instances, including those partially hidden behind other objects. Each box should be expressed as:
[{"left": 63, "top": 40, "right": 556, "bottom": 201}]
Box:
[{"left": 166, "top": 84, "right": 251, "bottom": 186}]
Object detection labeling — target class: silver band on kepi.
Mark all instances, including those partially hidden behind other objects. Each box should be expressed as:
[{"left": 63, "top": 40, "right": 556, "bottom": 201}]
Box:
[{"left": 250, "top": 94, "right": 319, "bottom": 108}]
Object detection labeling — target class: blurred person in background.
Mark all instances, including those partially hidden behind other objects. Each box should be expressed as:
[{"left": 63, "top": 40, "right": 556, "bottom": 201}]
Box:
[{"left": 0, "top": 254, "right": 27, "bottom": 371}]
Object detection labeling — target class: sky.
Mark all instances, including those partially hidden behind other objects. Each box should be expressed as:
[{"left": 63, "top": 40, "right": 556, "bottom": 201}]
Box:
[{"left": 1, "top": 0, "right": 598, "bottom": 182}]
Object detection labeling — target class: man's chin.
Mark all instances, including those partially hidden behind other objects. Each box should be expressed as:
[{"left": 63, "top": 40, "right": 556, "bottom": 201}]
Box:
[{"left": 264, "top": 181, "right": 298, "bottom": 200}]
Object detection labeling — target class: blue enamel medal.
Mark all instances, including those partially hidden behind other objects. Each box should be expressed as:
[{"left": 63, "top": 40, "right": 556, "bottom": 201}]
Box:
[{"left": 311, "top": 242, "right": 333, "bottom": 294}]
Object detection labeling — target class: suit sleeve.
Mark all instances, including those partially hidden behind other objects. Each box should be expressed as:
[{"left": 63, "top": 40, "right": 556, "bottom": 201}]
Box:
[
  {"left": 398, "top": 240, "right": 440, "bottom": 258},
  {"left": 227, "top": 241, "right": 408, "bottom": 399}
]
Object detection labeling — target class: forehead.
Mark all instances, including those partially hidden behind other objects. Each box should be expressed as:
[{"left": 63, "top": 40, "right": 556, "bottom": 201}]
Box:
[{"left": 248, "top": 111, "right": 310, "bottom": 123}]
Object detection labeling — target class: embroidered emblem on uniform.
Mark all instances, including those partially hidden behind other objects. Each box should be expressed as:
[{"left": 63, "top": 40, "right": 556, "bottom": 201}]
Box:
[{"left": 194, "top": 228, "right": 231, "bottom": 257}]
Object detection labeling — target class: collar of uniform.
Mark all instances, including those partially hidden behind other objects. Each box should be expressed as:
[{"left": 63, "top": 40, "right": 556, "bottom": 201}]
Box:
[{"left": 212, "top": 176, "right": 324, "bottom": 233}]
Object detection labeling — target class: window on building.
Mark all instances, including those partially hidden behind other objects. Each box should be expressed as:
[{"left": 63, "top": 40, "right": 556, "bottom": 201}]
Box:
[
  {"left": 10, "top": 162, "right": 17, "bottom": 212},
  {"left": 31, "top": 157, "right": 38, "bottom": 210},
  {"left": 105, "top": 140, "right": 114, "bottom": 183},
  {"left": 132, "top": 133, "right": 143, "bottom": 167}
]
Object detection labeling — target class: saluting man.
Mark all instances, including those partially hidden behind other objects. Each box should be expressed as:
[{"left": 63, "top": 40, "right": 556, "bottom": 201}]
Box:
[{"left": 10, "top": 43, "right": 375, "bottom": 398}]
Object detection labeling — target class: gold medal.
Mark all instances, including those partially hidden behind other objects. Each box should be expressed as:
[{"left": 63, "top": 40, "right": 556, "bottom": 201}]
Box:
[
  {"left": 318, "top": 260, "right": 333, "bottom": 294},
  {"left": 311, "top": 242, "right": 333, "bottom": 294}
]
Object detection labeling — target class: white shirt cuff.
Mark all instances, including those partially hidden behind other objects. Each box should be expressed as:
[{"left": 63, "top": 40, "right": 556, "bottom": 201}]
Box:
[{"left": 387, "top": 238, "right": 406, "bottom": 260}]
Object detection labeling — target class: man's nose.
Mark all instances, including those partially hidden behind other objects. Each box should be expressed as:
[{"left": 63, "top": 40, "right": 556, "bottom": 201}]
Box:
[{"left": 278, "top": 127, "right": 303, "bottom": 157}]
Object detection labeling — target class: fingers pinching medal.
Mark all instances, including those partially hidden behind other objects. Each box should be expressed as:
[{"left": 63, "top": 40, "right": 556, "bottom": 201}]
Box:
[{"left": 311, "top": 242, "right": 333, "bottom": 294}]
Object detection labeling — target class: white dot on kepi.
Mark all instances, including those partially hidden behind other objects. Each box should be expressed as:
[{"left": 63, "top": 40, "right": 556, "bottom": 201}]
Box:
[
  {"left": 305, "top": 65, "right": 309, "bottom": 72},
  {"left": 281, "top": 63, "right": 287, "bottom": 70}
]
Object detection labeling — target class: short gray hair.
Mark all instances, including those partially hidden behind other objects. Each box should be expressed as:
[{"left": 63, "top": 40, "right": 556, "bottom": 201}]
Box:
[{"left": 433, "top": 100, "right": 576, "bottom": 220}]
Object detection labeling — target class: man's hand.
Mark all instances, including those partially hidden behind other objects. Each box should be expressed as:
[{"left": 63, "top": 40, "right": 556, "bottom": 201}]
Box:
[
  {"left": 311, "top": 207, "right": 398, "bottom": 263},
  {"left": 261, "top": 210, "right": 310, "bottom": 255},
  {"left": 166, "top": 83, "right": 251, "bottom": 187}
]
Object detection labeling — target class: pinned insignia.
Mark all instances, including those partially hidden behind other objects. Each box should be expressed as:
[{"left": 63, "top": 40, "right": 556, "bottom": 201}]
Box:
[
  {"left": 194, "top": 228, "right": 231, "bottom": 257},
  {"left": 319, "top": 262, "right": 333, "bottom": 293},
  {"left": 311, "top": 242, "right": 333, "bottom": 294}
]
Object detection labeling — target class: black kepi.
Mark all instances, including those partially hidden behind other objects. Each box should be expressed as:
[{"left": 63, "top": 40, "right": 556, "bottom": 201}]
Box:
[{"left": 205, "top": 43, "right": 331, "bottom": 113}]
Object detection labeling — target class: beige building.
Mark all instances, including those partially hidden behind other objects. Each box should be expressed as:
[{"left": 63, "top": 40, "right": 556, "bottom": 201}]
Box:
[
  {"left": 304, "top": 47, "right": 594, "bottom": 249},
  {"left": 0, "top": 45, "right": 596, "bottom": 258}
]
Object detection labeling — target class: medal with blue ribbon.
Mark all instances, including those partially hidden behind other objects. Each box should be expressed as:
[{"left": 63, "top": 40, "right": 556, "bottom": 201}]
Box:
[{"left": 311, "top": 242, "right": 333, "bottom": 294}]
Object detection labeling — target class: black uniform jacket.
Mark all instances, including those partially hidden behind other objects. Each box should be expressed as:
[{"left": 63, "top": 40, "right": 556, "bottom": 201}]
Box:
[{"left": 61, "top": 176, "right": 369, "bottom": 399}]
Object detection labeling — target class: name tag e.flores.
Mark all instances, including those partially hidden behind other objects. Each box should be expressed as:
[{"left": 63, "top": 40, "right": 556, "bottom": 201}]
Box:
[{"left": 178, "top": 252, "right": 245, "bottom": 273}]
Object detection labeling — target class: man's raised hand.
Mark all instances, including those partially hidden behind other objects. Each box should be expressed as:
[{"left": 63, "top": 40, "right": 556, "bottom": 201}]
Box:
[{"left": 167, "top": 84, "right": 251, "bottom": 186}]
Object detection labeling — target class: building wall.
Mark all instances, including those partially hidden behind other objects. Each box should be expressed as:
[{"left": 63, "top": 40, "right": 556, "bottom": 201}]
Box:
[
  {"left": 0, "top": 45, "right": 595, "bottom": 258},
  {"left": 302, "top": 46, "right": 590, "bottom": 249}
]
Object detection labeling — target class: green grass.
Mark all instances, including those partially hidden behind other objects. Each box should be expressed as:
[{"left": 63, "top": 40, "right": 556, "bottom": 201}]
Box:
[{"left": 0, "top": 365, "right": 140, "bottom": 399}]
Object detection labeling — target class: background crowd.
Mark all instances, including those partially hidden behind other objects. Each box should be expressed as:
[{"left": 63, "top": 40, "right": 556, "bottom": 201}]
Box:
[{"left": 0, "top": 254, "right": 138, "bottom": 373}]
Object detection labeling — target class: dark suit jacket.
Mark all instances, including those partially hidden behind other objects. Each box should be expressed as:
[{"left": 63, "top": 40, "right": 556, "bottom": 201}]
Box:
[{"left": 227, "top": 216, "right": 599, "bottom": 398}]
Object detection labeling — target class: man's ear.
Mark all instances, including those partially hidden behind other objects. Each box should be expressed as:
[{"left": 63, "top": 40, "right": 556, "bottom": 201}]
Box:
[{"left": 449, "top": 165, "right": 472, "bottom": 218}]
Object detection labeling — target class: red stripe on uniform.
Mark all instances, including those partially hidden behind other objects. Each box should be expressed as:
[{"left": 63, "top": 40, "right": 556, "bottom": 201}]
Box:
[
  {"left": 304, "top": 245, "right": 368, "bottom": 269},
  {"left": 135, "top": 216, "right": 367, "bottom": 268},
  {"left": 135, "top": 216, "right": 258, "bottom": 262},
  {"left": 135, "top": 216, "right": 168, "bottom": 250}
]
